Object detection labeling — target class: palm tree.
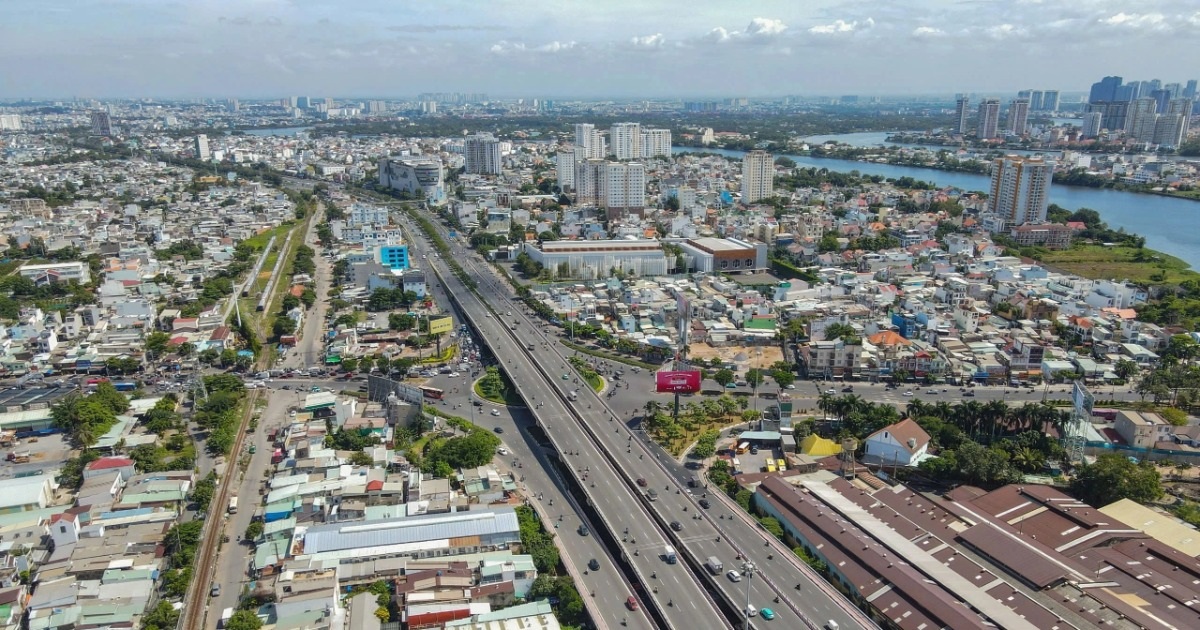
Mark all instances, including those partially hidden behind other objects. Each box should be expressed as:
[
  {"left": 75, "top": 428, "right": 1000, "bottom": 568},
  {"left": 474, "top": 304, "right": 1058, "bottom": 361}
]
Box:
[
  {"left": 643, "top": 400, "right": 661, "bottom": 419},
  {"left": 982, "top": 400, "right": 1010, "bottom": 442},
  {"left": 933, "top": 401, "right": 954, "bottom": 421},
  {"left": 906, "top": 399, "right": 928, "bottom": 420},
  {"left": 817, "top": 393, "right": 835, "bottom": 418}
]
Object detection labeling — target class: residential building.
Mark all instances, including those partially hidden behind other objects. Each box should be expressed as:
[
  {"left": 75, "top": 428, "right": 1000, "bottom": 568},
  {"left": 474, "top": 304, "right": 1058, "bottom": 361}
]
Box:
[
  {"left": 987, "top": 156, "right": 1054, "bottom": 229},
  {"left": 377, "top": 245, "right": 410, "bottom": 271},
  {"left": 573, "top": 123, "right": 605, "bottom": 159},
  {"left": 601, "top": 161, "right": 646, "bottom": 219},
  {"left": 863, "top": 418, "right": 931, "bottom": 467},
  {"left": 194, "top": 134, "right": 210, "bottom": 160},
  {"left": 740, "top": 150, "right": 774, "bottom": 204},
  {"left": 953, "top": 95, "right": 970, "bottom": 134},
  {"left": 555, "top": 150, "right": 575, "bottom": 189},
  {"left": 1008, "top": 223, "right": 1073, "bottom": 249},
  {"left": 18, "top": 262, "right": 91, "bottom": 285},
  {"left": 799, "top": 338, "right": 860, "bottom": 379},
  {"left": 1006, "top": 98, "right": 1030, "bottom": 136},
  {"left": 1089, "top": 100, "right": 1130, "bottom": 132},
  {"left": 1114, "top": 410, "right": 1172, "bottom": 449},
  {"left": 573, "top": 158, "right": 606, "bottom": 206},
  {"left": 0, "top": 114, "right": 22, "bottom": 130},
  {"left": 1040, "top": 90, "right": 1060, "bottom": 112},
  {"left": 609, "top": 122, "right": 642, "bottom": 160},
  {"left": 976, "top": 98, "right": 1001, "bottom": 139},
  {"left": 464, "top": 133, "right": 503, "bottom": 175},
  {"left": 640, "top": 128, "right": 672, "bottom": 158},
  {"left": 1126, "top": 97, "right": 1159, "bottom": 143},
  {"left": 378, "top": 157, "right": 446, "bottom": 205},
  {"left": 1089, "top": 75, "right": 1123, "bottom": 103}
]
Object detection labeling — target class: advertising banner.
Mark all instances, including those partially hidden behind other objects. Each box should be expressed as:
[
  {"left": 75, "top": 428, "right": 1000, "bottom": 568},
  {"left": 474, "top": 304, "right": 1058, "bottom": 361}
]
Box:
[
  {"left": 656, "top": 370, "right": 702, "bottom": 394},
  {"left": 428, "top": 316, "right": 454, "bottom": 336}
]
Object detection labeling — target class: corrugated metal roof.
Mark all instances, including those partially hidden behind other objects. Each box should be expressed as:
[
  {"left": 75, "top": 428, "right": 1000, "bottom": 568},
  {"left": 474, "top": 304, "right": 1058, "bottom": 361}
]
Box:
[{"left": 303, "top": 508, "right": 519, "bottom": 554}]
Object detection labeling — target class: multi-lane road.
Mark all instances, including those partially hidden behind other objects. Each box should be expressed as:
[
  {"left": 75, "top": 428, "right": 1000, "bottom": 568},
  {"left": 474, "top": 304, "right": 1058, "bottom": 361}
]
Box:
[{"left": 404, "top": 210, "right": 870, "bottom": 629}]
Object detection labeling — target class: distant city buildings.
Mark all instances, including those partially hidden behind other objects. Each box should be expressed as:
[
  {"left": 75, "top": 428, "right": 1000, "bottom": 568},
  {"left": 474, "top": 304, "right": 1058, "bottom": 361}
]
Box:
[
  {"left": 976, "top": 98, "right": 1000, "bottom": 140},
  {"left": 377, "top": 157, "right": 446, "bottom": 204},
  {"left": 953, "top": 96, "right": 970, "bottom": 135},
  {"left": 464, "top": 133, "right": 503, "bottom": 175},
  {"left": 738, "top": 150, "right": 774, "bottom": 204},
  {"left": 987, "top": 155, "right": 1054, "bottom": 229},
  {"left": 1006, "top": 98, "right": 1030, "bottom": 136},
  {"left": 1081, "top": 112, "right": 1103, "bottom": 139},
  {"left": 0, "top": 114, "right": 21, "bottom": 130},
  {"left": 194, "top": 134, "right": 210, "bottom": 160},
  {"left": 89, "top": 111, "right": 113, "bottom": 136}
]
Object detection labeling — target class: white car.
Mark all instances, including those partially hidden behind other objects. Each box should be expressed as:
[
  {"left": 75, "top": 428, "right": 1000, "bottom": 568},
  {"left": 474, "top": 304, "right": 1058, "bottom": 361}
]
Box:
[
  {"left": 497, "top": 447, "right": 509, "bottom": 455},
  {"left": 825, "top": 389, "right": 835, "bottom": 395},
  {"left": 726, "top": 569, "right": 742, "bottom": 582},
  {"left": 491, "top": 409, "right": 501, "bottom": 416},
  {"left": 448, "top": 372, "right": 460, "bottom": 378},
  {"left": 903, "top": 390, "right": 914, "bottom": 396}
]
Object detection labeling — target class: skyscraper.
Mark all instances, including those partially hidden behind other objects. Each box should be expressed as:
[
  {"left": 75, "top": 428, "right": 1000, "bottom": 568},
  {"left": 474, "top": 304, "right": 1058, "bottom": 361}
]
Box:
[
  {"left": 601, "top": 162, "right": 646, "bottom": 219},
  {"left": 463, "top": 133, "right": 503, "bottom": 175},
  {"left": 953, "top": 96, "right": 970, "bottom": 134},
  {"left": 1149, "top": 89, "right": 1172, "bottom": 114},
  {"left": 1089, "top": 100, "right": 1130, "bottom": 132},
  {"left": 1164, "top": 83, "right": 1183, "bottom": 99},
  {"left": 640, "top": 128, "right": 672, "bottom": 158},
  {"left": 1184, "top": 80, "right": 1198, "bottom": 101},
  {"left": 976, "top": 98, "right": 1001, "bottom": 139},
  {"left": 1040, "top": 90, "right": 1060, "bottom": 112},
  {"left": 988, "top": 156, "right": 1054, "bottom": 229},
  {"left": 1089, "top": 76, "right": 1123, "bottom": 103},
  {"left": 1081, "top": 112, "right": 1103, "bottom": 139},
  {"left": 574, "top": 124, "right": 605, "bottom": 159},
  {"left": 297, "top": 96, "right": 310, "bottom": 109},
  {"left": 610, "top": 122, "right": 642, "bottom": 160},
  {"left": 194, "top": 134, "right": 210, "bottom": 160},
  {"left": 90, "top": 111, "right": 113, "bottom": 136},
  {"left": 555, "top": 150, "right": 576, "bottom": 189},
  {"left": 1007, "top": 98, "right": 1030, "bottom": 136},
  {"left": 1028, "top": 91, "right": 1044, "bottom": 112},
  {"left": 740, "top": 150, "right": 774, "bottom": 204},
  {"left": 1127, "top": 97, "right": 1159, "bottom": 142},
  {"left": 0, "top": 114, "right": 21, "bottom": 130}
]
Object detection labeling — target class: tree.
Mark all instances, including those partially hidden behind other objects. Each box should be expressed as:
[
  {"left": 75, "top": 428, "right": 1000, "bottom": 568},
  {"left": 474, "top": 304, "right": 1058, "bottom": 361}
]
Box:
[
  {"left": 144, "top": 331, "right": 171, "bottom": 358},
  {"left": 713, "top": 368, "right": 735, "bottom": 388},
  {"left": 772, "top": 369, "right": 795, "bottom": 389},
  {"left": 225, "top": 610, "right": 263, "bottom": 630},
  {"left": 1071, "top": 453, "right": 1164, "bottom": 507},
  {"left": 1114, "top": 359, "right": 1139, "bottom": 381},
  {"left": 244, "top": 521, "right": 264, "bottom": 541},
  {"left": 142, "top": 602, "right": 180, "bottom": 630},
  {"left": 745, "top": 368, "right": 765, "bottom": 388}
]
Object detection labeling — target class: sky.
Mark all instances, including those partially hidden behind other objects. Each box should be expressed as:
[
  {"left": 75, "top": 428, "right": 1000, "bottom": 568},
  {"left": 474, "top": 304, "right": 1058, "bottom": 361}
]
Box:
[{"left": 3, "top": 0, "right": 1199, "bottom": 99}]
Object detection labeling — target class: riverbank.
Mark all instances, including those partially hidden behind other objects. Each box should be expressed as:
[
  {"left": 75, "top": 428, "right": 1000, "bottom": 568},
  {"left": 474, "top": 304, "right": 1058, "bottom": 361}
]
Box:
[{"left": 1033, "top": 244, "right": 1199, "bottom": 285}]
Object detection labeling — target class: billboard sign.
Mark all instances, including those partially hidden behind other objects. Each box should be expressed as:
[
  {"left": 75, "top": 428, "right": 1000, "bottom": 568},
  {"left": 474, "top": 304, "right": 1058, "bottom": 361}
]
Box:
[
  {"left": 656, "top": 370, "right": 702, "bottom": 394},
  {"left": 428, "top": 316, "right": 453, "bottom": 336},
  {"left": 1072, "top": 381, "right": 1094, "bottom": 417}
]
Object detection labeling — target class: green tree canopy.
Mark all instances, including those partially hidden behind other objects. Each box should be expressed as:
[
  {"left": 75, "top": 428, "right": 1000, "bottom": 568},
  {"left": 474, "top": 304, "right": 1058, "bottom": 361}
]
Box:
[{"left": 1070, "top": 453, "right": 1164, "bottom": 506}]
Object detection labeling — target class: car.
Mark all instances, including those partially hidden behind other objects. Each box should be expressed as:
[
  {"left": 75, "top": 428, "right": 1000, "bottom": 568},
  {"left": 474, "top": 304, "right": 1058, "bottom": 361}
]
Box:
[
  {"left": 506, "top": 311, "right": 512, "bottom": 316},
  {"left": 745, "top": 605, "right": 758, "bottom": 618},
  {"left": 485, "top": 313, "right": 491, "bottom": 317},
  {"left": 578, "top": 524, "right": 589, "bottom": 536},
  {"left": 963, "top": 390, "right": 976, "bottom": 397},
  {"left": 588, "top": 558, "right": 600, "bottom": 571},
  {"left": 785, "top": 384, "right": 796, "bottom": 389},
  {"left": 760, "top": 608, "right": 776, "bottom": 620},
  {"left": 726, "top": 569, "right": 742, "bottom": 582},
  {"left": 825, "top": 389, "right": 836, "bottom": 395},
  {"left": 636, "top": 477, "right": 647, "bottom": 487},
  {"left": 493, "top": 426, "right": 504, "bottom": 433},
  {"left": 926, "top": 389, "right": 938, "bottom": 395},
  {"left": 699, "top": 498, "right": 711, "bottom": 509},
  {"left": 473, "top": 400, "right": 483, "bottom": 406},
  {"left": 490, "top": 409, "right": 501, "bottom": 416},
  {"left": 670, "top": 521, "right": 682, "bottom": 532},
  {"left": 903, "top": 390, "right": 913, "bottom": 396},
  {"left": 626, "top": 596, "right": 639, "bottom": 611},
  {"left": 562, "top": 373, "right": 570, "bottom": 380},
  {"left": 497, "top": 447, "right": 509, "bottom": 455},
  {"left": 281, "top": 384, "right": 291, "bottom": 390},
  {"left": 725, "top": 382, "right": 737, "bottom": 389},
  {"left": 448, "top": 372, "right": 460, "bottom": 378},
  {"left": 210, "top": 583, "right": 220, "bottom": 597},
  {"left": 841, "top": 386, "right": 854, "bottom": 392}
]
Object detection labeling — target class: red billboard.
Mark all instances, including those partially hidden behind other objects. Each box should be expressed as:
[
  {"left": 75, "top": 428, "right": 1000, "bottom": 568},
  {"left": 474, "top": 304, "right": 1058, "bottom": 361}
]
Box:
[{"left": 656, "top": 370, "right": 702, "bottom": 394}]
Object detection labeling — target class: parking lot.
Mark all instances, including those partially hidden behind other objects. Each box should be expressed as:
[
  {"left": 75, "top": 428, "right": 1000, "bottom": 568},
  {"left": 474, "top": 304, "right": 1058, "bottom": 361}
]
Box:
[
  {"left": 723, "top": 432, "right": 786, "bottom": 474},
  {"left": 2, "top": 431, "right": 72, "bottom": 480}
]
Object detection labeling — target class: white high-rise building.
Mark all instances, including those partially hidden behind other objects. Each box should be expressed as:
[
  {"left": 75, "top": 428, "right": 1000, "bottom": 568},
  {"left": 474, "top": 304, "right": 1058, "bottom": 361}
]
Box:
[
  {"left": 610, "top": 122, "right": 642, "bottom": 160},
  {"left": 640, "top": 128, "right": 672, "bottom": 158},
  {"left": 601, "top": 162, "right": 646, "bottom": 218},
  {"left": 463, "top": 133, "right": 502, "bottom": 175},
  {"left": 574, "top": 158, "right": 607, "bottom": 206},
  {"left": 1126, "top": 97, "right": 1159, "bottom": 143},
  {"left": 954, "top": 96, "right": 970, "bottom": 134},
  {"left": 740, "top": 150, "right": 774, "bottom": 204},
  {"left": 574, "top": 123, "right": 605, "bottom": 159},
  {"left": 555, "top": 150, "right": 576, "bottom": 189},
  {"left": 988, "top": 156, "right": 1054, "bottom": 229},
  {"left": 194, "top": 134, "right": 210, "bottom": 160},
  {"left": 976, "top": 98, "right": 1001, "bottom": 139},
  {"left": 0, "top": 114, "right": 21, "bottom": 130},
  {"left": 1007, "top": 98, "right": 1030, "bottom": 136},
  {"left": 378, "top": 157, "right": 446, "bottom": 205}
]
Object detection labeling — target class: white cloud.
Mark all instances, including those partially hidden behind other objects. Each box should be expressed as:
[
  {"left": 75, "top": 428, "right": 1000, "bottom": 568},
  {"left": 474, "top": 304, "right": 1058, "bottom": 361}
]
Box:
[
  {"left": 703, "top": 26, "right": 732, "bottom": 43},
  {"left": 1100, "top": 12, "right": 1168, "bottom": 30},
  {"left": 630, "top": 33, "right": 665, "bottom": 48},
  {"left": 745, "top": 18, "right": 787, "bottom": 37},
  {"left": 911, "top": 26, "right": 944, "bottom": 38},
  {"left": 490, "top": 39, "right": 575, "bottom": 54},
  {"left": 985, "top": 23, "right": 1026, "bottom": 39},
  {"left": 809, "top": 18, "right": 874, "bottom": 35}
]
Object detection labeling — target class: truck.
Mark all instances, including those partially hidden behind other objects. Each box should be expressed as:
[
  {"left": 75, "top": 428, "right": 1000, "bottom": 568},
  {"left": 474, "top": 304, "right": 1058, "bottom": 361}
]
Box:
[
  {"left": 664, "top": 545, "right": 677, "bottom": 564},
  {"left": 6, "top": 451, "right": 30, "bottom": 463},
  {"left": 227, "top": 496, "right": 238, "bottom": 514},
  {"left": 218, "top": 607, "right": 234, "bottom": 629},
  {"left": 705, "top": 556, "right": 723, "bottom": 575},
  {"left": 568, "top": 390, "right": 579, "bottom": 401},
  {"left": 271, "top": 448, "right": 285, "bottom": 464}
]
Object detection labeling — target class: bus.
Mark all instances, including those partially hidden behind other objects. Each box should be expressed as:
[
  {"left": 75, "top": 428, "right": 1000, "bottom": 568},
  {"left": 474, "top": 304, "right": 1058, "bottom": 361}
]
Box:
[
  {"left": 114, "top": 382, "right": 137, "bottom": 392},
  {"left": 419, "top": 386, "right": 444, "bottom": 400},
  {"left": 736, "top": 441, "right": 750, "bottom": 454}
]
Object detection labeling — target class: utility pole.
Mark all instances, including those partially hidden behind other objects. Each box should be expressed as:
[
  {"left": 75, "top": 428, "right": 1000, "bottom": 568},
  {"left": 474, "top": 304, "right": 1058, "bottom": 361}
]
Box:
[{"left": 741, "top": 560, "right": 756, "bottom": 630}]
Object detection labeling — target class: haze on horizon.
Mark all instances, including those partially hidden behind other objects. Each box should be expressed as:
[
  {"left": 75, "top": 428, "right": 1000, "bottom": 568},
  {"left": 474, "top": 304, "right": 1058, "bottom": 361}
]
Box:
[{"left": 3, "top": 0, "right": 1199, "bottom": 99}]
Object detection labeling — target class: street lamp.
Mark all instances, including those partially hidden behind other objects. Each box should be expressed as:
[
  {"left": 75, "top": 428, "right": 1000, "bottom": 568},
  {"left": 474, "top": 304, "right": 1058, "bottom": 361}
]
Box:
[{"left": 741, "top": 560, "right": 756, "bottom": 630}]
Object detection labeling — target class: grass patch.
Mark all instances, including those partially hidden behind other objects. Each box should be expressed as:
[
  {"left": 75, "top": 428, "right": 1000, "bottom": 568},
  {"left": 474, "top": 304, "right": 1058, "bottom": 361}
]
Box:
[
  {"left": 1038, "top": 244, "right": 1198, "bottom": 284},
  {"left": 559, "top": 339, "right": 658, "bottom": 371},
  {"left": 242, "top": 223, "right": 294, "bottom": 251},
  {"left": 419, "top": 345, "right": 458, "bottom": 364},
  {"left": 473, "top": 367, "right": 525, "bottom": 406}
]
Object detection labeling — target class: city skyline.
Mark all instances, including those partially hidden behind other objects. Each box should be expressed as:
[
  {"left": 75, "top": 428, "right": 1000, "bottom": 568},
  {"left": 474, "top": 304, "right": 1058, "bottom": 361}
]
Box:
[{"left": 4, "top": 0, "right": 1200, "bottom": 98}]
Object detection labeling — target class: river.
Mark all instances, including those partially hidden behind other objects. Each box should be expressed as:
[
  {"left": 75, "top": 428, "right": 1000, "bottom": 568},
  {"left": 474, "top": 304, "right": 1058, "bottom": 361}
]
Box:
[{"left": 677, "top": 146, "right": 1200, "bottom": 269}]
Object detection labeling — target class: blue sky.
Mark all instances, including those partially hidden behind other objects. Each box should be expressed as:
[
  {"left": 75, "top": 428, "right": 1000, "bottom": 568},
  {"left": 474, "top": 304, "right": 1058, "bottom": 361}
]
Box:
[{"left": 2, "top": 0, "right": 1198, "bottom": 98}]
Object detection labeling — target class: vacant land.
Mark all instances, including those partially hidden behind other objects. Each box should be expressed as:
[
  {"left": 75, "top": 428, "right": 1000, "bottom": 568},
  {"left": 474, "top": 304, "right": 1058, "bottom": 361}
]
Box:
[{"left": 1039, "top": 244, "right": 1199, "bottom": 285}]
